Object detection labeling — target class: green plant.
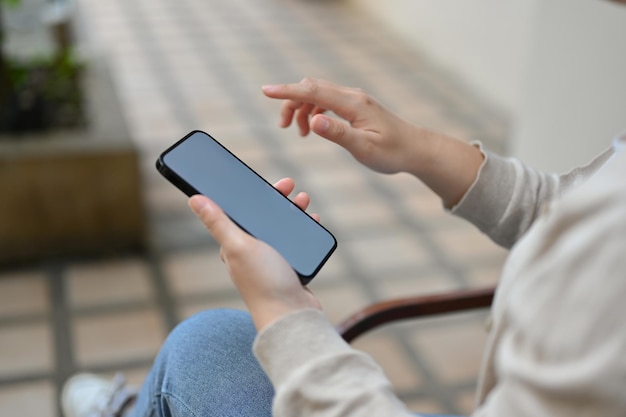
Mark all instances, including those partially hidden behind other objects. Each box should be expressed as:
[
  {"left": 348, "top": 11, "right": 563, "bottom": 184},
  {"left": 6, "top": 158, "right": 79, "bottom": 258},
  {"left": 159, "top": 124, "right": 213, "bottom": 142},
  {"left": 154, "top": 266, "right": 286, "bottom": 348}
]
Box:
[
  {"left": 0, "top": 0, "right": 84, "bottom": 132},
  {"left": 0, "top": 0, "right": 23, "bottom": 130}
]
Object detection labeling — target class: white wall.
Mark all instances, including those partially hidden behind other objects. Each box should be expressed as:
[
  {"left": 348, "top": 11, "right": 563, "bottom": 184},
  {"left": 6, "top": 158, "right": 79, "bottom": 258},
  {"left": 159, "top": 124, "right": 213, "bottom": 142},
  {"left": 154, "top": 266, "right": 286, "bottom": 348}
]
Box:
[
  {"left": 350, "top": 0, "right": 538, "bottom": 114},
  {"left": 351, "top": 0, "right": 626, "bottom": 173},
  {"left": 513, "top": 0, "right": 626, "bottom": 172}
]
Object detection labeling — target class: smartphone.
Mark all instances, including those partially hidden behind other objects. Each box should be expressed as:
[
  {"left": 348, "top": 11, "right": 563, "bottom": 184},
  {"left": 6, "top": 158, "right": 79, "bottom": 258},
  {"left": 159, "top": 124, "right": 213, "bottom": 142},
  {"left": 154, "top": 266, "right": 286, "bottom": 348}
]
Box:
[{"left": 156, "top": 130, "right": 337, "bottom": 284}]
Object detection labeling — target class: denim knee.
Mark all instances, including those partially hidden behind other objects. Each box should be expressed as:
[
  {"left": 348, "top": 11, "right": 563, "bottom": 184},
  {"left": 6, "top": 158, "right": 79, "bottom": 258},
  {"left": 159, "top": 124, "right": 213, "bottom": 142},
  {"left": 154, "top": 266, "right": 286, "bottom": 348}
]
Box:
[
  {"left": 132, "top": 308, "right": 273, "bottom": 417},
  {"left": 157, "top": 308, "right": 258, "bottom": 367},
  {"left": 168, "top": 308, "right": 255, "bottom": 345}
]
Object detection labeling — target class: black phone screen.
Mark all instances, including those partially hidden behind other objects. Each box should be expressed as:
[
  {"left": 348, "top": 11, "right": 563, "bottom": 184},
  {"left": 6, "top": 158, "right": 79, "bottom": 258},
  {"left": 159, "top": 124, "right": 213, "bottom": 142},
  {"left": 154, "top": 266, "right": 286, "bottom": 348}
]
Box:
[{"left": 157, "top": 130, "right": 336, "bottom": 282}]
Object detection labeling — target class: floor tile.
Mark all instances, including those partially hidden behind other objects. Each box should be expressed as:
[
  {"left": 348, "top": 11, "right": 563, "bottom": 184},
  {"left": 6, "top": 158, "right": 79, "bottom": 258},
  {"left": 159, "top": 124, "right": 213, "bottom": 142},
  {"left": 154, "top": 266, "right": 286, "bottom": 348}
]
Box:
[
  {"left": 72, "top": 309, "right": 165, "bottom": 367},
  {"left": 0, "top": 270, "right": 49, "bottom": 318},
  {"left": 435, "top": 212, "right": 484, "bottom": 231},
  {"left": 346, "top": 231, "right": 430, "bottom": 273},
  {"left": 373, "top": 271, "right": 461, "bottom": 300},
  {"left": 65, "top": 258, "right": 154, "bottom": 309},
  {"left": 302, "top": 167, "right": 375, "bottom": 205},
  {"left": 0, "top": 322, "right": 54, "bottom": 377},
  {"left": 163, "top": 249, "right": 234, "bottom": 297},
  {"left": 281, "top": 141, "right": 352, "bottom": 168},
  {"left": 433, "top": 223, "right": 508, "bottom": 263},
  {"left": 176, "top": 297, "right": 248, "bottom": 321},
  {"left": 351, "top": 331, "right": 423, "bottom": 393},
  {"left": 401, "top": 191, "right": 450, "bottom": 221},
  {"left": 324, "top": 198, "right": 400, "bottom": 230},
  {"left": 144, "top": 182, "right": 189, "bottom": 215},
  {"left": 409, "top": 314, "right": 488, "bottom": 384},
  {"left": 99, "top": 366, "right": 151, "bottom": 389},
  {"left": 382, "top": 172, "right": 434, "bottom": 199},
  {"left": 0, "top": 380, "right": 56, "bottom": 417},
  {"left": 312, "top": 283, "right": 371, "bottom": 325},
  {"left": 466, "top": 263, "right": 505, "bottom": 288},
  {"left": 151, "top": 215, "right": 210, "bottom": 252}
]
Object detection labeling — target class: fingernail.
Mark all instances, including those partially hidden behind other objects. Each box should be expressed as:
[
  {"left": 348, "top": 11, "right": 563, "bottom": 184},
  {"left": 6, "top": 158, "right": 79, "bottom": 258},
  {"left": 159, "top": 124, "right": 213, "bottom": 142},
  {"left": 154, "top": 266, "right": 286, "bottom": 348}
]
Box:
[
  {"left": 315, "top": 115, "right": 330, "bottom": 133},
  {"left": 188, "top": 195, "right": 210, "bottom": 215},
  {"left": 262, "top": 85, "right": 277, "bottom": 93}
]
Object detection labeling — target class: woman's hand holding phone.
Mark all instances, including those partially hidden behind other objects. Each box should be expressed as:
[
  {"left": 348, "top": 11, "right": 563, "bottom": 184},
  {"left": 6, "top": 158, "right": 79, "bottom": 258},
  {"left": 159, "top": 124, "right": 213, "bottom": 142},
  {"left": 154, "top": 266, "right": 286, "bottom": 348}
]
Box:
[{"left": 189, "top": 178, "right": 322, "bottom": 332}]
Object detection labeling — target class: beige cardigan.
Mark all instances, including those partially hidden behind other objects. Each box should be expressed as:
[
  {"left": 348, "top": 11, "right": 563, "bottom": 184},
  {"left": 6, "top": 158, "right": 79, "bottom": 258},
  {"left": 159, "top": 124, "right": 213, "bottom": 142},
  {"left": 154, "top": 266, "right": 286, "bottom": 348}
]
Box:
[{"left": 254, "top": 137, "right": 626, "bottom": 417}]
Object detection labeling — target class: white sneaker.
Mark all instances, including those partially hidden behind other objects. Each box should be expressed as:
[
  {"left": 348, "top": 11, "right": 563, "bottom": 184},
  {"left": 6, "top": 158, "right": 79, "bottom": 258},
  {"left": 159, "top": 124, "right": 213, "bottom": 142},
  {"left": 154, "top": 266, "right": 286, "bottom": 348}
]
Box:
[{"left": 61, "top": 373, "right": 138, "bottom": 417}]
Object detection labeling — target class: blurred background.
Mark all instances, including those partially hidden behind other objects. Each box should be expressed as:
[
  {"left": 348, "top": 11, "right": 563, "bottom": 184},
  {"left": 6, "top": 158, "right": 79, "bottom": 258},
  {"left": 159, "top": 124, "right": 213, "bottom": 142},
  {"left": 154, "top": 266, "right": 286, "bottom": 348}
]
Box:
[{"left": 0, "top": 0, "right": 624, "bottom": 415}]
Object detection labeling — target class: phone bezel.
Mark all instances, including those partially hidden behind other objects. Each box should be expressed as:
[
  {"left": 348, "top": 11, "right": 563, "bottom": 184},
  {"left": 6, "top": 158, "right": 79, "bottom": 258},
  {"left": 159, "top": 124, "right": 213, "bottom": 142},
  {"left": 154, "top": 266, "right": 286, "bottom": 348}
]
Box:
[{"left": 155, "top": 130, "right": 337, "bottom": 283}]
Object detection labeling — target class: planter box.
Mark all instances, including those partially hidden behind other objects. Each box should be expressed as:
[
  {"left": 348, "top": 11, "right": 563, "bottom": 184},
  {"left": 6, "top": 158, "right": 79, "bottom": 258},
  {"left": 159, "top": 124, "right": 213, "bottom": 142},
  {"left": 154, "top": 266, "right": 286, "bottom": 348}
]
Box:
[{"left": 0, "top": 58, "right": 145, "bottom": 264}]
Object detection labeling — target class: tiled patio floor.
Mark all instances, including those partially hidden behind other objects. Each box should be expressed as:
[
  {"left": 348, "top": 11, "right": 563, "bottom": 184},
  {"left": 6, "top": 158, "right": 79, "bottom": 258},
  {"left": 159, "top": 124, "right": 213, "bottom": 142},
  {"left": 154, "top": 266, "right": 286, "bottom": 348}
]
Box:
[{"left": 0, "top": 0, "right": 509, "bottom": 415}]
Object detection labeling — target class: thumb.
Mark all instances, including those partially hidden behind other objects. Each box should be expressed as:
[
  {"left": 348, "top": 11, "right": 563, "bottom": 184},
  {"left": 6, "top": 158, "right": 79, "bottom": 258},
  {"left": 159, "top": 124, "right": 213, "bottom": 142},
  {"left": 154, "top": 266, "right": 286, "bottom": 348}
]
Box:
[
  {"left": 311, "top": 114, "right": 360, "bottom": 149},
  {"left": 188, "top": 195, "right": 241, "bottom": 247}
]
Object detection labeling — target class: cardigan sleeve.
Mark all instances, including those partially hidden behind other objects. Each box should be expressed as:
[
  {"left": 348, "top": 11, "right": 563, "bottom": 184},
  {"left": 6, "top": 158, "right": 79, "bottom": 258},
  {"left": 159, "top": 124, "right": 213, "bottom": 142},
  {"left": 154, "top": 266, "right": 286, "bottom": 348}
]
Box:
[
  {"left": 450, "top": 143, "right": 613, "bottom": 248},
  {"left": 253, "top": 309, "right": 417, "bottom": 417}
]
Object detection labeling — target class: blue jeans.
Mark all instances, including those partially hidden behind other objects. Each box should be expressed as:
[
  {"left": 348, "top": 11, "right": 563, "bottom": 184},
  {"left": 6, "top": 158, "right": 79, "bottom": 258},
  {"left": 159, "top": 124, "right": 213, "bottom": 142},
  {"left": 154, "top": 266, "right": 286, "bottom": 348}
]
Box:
[{"left": 129, "top": 309, "right": 463, "bottom": 417}]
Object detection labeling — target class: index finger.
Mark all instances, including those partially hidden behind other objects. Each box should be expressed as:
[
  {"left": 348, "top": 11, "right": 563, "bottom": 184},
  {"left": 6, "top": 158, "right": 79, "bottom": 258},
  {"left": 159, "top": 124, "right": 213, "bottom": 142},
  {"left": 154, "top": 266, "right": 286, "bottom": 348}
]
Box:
[{"left": 263, "top": 78, "right": 360, "bottom": 122}]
